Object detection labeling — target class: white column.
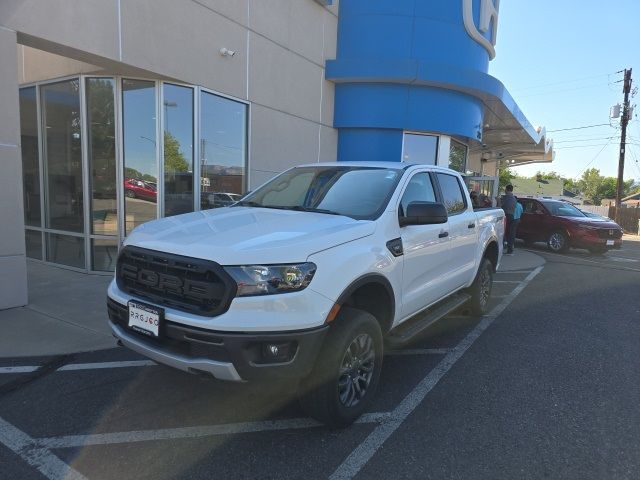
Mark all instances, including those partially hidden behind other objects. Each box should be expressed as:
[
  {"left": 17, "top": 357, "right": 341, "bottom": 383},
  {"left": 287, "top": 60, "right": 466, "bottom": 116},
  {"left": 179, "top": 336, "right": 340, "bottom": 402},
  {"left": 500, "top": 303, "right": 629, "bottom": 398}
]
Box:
[
  {"left": 0, "top": 27, "right": 28, "bottom": 309},
  {"left": 436, "top": 135, "right": 451, "bottom": 168}
]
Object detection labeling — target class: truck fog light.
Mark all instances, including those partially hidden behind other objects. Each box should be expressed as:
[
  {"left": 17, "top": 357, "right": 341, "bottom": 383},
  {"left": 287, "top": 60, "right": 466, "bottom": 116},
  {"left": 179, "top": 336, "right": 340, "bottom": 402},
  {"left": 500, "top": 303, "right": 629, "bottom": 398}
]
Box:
[{"left": 261, "top": 342, "right": 296, "bottom": 363}]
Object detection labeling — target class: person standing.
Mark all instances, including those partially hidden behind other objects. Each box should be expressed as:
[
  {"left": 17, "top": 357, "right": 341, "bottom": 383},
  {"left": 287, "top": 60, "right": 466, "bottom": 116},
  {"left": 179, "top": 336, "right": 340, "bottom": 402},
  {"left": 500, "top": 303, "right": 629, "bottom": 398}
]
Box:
[
  {"left": 509, "top": 199, "right": 523, "bottom": 253},
  {"left": 500, "top": 184, "right": 517, "bottom": 254}
]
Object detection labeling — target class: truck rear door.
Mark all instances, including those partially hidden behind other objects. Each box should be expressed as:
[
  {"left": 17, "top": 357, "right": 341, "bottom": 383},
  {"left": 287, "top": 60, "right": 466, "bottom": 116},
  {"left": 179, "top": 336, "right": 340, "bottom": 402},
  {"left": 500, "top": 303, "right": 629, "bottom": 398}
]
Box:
[{"left": 434, "top": 172, "right": 478, "bottom": 289}]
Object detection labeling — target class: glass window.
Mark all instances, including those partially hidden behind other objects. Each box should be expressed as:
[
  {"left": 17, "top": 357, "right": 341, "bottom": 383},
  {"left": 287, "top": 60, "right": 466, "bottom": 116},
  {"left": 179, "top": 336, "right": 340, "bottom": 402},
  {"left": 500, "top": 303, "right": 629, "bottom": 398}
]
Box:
[
  {"left": 20, "top": 87, "right": 41, "bottom": 227},
  {"left": 122, "top": 79, "right": 158, "bottom": 235},
  {"left": 449, "top": 140, "right": 467, "bottom": 173},
  {"left": 241, "top": 166, "right": 402, "bottom": 220},
  {"left": 87, "top": 78, "right": 117, "bottom": 236},
  {"left": 402, "top": 133, "right": 438, "bottom": 164},
  {"left": 25, "top": 230, "right": 42, "bottom": 260},
  {"left": 41, "top": 80, "right": 83, "bottom": 233},
  {"left": 163, "top": 84, "right": 194, "bottom": 217},
  {"left": 541, "top": 201, "right": 585, "bottom": 217},
  {"left": 91, "top": 238, "right": 118, "bottom": 272},
  {"left": 46, "top": 233, "right": 85, "bottom": 269},
  {"left": 400, "top": 173, "right": 437, "bottom": 216},
  {"left": 436, "top": 173, "right": 467, "bottom": 215},
  {"left": 200, "top": 91, "right": 247, "bottom": 209}
]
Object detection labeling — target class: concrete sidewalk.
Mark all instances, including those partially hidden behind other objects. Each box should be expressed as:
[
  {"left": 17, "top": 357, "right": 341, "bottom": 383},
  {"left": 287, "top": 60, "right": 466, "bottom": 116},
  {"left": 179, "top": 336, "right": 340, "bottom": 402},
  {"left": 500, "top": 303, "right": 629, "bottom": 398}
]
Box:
[
  {"left": 0, "top": 249, "right": 546, "bottom": 359},
  {"left": 0, "top": 261, "right": 115, "bottom": 358}
]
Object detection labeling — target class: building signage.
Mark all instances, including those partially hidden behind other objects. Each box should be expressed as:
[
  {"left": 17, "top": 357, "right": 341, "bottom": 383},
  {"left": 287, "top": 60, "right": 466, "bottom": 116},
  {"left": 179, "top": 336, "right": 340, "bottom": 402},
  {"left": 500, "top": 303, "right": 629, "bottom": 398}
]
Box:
[{"left": 463, "top": 0, "right": 500, "bottom": 60}]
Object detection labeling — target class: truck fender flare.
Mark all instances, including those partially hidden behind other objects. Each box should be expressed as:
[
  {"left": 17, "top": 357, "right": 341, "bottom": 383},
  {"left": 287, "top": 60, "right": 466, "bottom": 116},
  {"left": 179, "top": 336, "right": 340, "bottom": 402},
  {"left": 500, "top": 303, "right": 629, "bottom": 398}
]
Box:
[{"left": 334, "top": 274, "right": 396, "bottom": 331}]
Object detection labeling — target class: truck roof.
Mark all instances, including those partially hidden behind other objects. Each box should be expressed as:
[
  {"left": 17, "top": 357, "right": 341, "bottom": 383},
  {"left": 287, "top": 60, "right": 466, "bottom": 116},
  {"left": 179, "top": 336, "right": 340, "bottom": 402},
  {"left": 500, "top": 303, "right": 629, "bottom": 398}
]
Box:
[{"left": 296, "top": 161, "right": 458, "bottom": 173}]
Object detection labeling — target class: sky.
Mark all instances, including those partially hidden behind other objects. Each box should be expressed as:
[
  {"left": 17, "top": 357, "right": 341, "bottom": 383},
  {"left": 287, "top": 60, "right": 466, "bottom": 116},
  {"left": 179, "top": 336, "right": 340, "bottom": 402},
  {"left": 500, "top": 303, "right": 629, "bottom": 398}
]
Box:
[{"left": 489, "top": 0, "right": 640, "bottom": 182}]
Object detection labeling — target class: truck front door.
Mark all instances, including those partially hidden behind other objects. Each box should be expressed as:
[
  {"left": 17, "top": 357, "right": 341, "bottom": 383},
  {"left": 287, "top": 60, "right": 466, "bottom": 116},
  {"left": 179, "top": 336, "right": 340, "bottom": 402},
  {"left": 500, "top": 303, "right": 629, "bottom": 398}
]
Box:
[{"left": 398, "top": 172, "right": 453, "bottom": 319}]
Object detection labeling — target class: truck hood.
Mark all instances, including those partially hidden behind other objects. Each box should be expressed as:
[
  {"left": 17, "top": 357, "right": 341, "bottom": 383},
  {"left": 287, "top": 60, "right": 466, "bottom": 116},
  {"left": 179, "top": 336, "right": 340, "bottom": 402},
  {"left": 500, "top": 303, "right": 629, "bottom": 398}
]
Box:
[{"left": 124, "top": 207, "right": 376, "bottom": 265}]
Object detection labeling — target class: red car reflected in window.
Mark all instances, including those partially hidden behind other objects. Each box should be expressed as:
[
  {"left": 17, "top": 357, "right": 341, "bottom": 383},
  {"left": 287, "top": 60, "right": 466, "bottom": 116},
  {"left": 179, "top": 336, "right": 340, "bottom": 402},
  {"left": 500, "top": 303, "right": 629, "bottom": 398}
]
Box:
[{"left": 124, "top": 178, "right": 157, "bottom": 202}]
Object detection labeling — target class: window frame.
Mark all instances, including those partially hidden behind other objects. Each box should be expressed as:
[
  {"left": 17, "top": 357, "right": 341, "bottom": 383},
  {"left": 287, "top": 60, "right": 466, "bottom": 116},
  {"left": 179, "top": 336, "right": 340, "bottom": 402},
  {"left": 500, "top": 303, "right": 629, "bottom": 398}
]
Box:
[{"left": 433, "top": 172, "right": 469, "bottom": 217}]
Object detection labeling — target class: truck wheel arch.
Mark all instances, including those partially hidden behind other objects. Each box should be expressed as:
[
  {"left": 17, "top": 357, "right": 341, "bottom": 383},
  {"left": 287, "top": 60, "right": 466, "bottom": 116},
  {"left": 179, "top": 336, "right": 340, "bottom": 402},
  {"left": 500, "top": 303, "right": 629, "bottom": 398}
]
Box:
[
  {"left": 334, "top": 274, "right": 395, "bottom": 334},
  {"left": 484, "top": 241, "right": 499, "bottom": 271}
]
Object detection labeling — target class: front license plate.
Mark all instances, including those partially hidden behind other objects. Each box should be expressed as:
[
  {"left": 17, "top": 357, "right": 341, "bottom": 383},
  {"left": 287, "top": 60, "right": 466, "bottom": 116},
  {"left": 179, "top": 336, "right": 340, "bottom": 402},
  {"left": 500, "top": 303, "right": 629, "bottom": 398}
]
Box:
[
  {"left": 128, "top": 301, "right": 163, "bottom": 337},
  {"left": 606, "top": 240, "right": 615, "bottom": 246}
]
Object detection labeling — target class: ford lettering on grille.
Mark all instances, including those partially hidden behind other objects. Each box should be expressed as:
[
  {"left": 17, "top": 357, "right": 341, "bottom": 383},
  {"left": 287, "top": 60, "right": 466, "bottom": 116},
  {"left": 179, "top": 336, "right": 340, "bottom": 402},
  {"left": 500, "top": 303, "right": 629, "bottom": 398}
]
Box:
[{"left": 116, "top": 246, "right": 236, "bottom": 316}]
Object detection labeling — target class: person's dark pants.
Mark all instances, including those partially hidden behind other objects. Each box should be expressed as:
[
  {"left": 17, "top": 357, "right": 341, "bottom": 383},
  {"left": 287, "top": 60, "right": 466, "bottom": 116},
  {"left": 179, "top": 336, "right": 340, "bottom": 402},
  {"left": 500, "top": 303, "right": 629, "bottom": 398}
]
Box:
[
  {"left": 505, "top": 213, "right": 514, "bottom": 251},
  {"left": 508, "top": 218, "right": 520, "bottom": 252}
]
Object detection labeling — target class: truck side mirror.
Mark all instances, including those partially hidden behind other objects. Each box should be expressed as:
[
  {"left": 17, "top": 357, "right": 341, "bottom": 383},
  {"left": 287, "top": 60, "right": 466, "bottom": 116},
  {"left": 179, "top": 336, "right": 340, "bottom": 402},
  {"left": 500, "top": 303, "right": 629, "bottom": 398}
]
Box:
[{"left": 400, "top": 202, "right": 448, "bottom": 227}]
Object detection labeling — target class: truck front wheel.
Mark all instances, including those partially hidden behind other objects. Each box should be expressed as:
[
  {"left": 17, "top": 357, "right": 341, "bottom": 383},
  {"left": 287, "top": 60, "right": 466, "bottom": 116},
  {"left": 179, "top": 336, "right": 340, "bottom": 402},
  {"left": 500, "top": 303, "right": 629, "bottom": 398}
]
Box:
[{"left": 298, "top": 307, "right": 383, "bottom": 428}]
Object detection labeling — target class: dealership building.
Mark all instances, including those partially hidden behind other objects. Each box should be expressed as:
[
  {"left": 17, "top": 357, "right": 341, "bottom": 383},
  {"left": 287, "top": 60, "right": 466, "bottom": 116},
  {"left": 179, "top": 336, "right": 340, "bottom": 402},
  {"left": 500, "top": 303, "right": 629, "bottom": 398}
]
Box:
[{"left": 0, "top": 0, "right": 553, "bottom": 309}]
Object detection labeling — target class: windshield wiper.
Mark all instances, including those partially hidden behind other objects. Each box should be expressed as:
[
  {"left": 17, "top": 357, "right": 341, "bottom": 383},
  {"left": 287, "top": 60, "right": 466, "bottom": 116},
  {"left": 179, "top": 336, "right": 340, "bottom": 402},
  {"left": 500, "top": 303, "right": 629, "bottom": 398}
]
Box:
[{"left": 284, "top": 205, "right": 343, "bottom": 216}]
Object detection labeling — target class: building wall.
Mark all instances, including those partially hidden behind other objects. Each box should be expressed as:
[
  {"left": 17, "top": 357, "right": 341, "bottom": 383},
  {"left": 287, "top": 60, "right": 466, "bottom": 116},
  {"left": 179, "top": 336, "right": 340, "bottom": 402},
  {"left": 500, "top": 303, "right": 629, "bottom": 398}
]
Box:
[
  {"left": 0, "top": 27, "right": 28, "bottom": 309},
  {"left": 2, "top": 0, "right": 339, "bottom": 189}
]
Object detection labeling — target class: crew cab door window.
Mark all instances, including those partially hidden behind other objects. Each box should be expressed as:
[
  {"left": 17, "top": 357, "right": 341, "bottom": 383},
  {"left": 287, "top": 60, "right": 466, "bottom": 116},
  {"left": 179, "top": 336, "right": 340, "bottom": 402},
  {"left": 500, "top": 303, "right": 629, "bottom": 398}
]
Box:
[
  {"left": 399, "top": 172, "right": 437, "bottom": 217},
  {"left": 435, "top": 173, "right": 467, "bottom": 215}
]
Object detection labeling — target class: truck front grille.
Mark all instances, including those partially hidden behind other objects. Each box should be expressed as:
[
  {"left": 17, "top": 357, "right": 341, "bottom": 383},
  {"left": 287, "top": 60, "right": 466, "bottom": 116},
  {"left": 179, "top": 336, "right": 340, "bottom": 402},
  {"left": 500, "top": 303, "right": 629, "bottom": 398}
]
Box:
[{"left": 116, "top": 246, "right": 237, "bottom": 316}]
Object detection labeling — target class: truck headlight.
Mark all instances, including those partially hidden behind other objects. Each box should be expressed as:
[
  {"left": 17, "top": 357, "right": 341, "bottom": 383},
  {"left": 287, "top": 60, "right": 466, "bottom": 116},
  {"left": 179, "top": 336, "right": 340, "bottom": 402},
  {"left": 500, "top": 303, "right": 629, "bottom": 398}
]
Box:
[{"left": 225, "top": 263, "right": 317, "bottom": 297}]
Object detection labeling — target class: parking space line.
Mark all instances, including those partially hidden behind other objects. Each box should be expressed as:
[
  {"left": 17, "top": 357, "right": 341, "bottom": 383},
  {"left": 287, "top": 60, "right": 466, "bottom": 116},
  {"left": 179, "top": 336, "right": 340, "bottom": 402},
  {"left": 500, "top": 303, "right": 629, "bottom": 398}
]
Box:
[
  {"left": 493, "top": 280, "right": 522, "bottom": 284},
  {"left": 496, "top": 270, "right": 533, "bottom": 274},
  {"left": 0, "top": 416, "right": 87, "bottom": 480},
  {"left": 36, "top": 412, "right": 392, "bottom": 449},
  {"left": 0, "top": 366, "right": 40, "bottom": 374},
  {"left": 0, "top": 360, "right": 157, "bottom": 375},
  {"left": 329, "top": 266, "right": 543, "bottom": 480},
  {"left": 386, "top": 348, "right": 451, "bottom": 356}
]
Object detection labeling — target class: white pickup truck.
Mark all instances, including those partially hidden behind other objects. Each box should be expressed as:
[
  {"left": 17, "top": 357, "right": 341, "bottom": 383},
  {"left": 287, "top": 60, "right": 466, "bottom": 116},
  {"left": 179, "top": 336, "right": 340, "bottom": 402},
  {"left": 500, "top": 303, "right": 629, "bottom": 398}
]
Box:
[{"left": 107, "top": 162, "right": 504, "bottom": 426}]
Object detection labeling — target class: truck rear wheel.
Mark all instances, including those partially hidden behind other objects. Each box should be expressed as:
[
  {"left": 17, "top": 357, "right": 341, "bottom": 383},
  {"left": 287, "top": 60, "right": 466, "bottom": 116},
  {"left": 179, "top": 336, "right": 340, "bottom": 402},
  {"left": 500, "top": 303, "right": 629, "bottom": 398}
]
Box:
[
  {"left": 467, "top": 258, "right": 493, "bottom": 316},
  {"left": 298, "top": 307, "right": 383, "bottom": 428}
]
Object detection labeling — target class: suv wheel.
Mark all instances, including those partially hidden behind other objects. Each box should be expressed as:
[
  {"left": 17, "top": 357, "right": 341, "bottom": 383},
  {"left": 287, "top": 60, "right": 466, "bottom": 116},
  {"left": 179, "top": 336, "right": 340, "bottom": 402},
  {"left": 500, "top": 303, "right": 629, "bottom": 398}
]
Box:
[
  {"left": 298, "top": 307, "right": 383, "bottom": 428},
  {"left": 548, "top": 231, "right": 569, "bottom": 253},
  {"left": 467, "top": 258, "right": 493, "bottom": 315}
]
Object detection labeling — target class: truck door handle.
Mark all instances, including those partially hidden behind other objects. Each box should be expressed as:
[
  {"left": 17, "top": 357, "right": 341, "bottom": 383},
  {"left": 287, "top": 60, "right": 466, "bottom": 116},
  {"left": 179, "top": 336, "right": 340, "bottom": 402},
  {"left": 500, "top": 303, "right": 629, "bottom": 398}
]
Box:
[
  {"left": 439, "top": 232, "right": 449, "bottom": 238},
  {"left": 468, "top": 223, "right": 475, "bottom": 229}
]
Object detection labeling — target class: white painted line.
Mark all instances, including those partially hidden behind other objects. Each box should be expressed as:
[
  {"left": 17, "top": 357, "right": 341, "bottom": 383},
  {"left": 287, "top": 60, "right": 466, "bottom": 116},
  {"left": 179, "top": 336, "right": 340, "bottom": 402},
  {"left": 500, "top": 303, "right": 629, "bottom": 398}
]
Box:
[
  {"left": 57, "top": 360, "right": 156, "bottom": 371},
  {"left": 37, "top": 412, "right": 392, "bottom": 449},
  {"left": 0, "top": 416, "right": 88, "bottom": 480},
  {"left": 0, "top": 360, "right": 157, "bottom": 375},
  {"left": 386, "top": 348, "right": 451, "bottom": 356},
  {"left": 492, "top": 280, "right": 522, "bottom": 284},
  {"left": 0, "top": 366, "right": 39, "bottom": 374},
  {"left": 496, "top": 270, "right": 533, "bottom": 274},
  {"left": 329, "top": 266, "right": 544, "bottom": 480}
]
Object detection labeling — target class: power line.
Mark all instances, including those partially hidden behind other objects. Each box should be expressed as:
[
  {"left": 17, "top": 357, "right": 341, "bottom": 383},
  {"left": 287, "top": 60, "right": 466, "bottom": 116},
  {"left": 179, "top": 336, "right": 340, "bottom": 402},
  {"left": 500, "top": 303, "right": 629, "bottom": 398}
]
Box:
[
  {"left": 511, "top": 72, "right": 616, "bottom": 92},
  {"left": 553, "top": 136, "right": 617, "bottom": 144},
  {"left": 576, "top": 139, "right": 616, "bottom": 177},
  {"left": 555, "top": 143, "right": 616, "bottom": 150},
  {"left": 547, "top": 123, "right": 612, "bottom": 133}
]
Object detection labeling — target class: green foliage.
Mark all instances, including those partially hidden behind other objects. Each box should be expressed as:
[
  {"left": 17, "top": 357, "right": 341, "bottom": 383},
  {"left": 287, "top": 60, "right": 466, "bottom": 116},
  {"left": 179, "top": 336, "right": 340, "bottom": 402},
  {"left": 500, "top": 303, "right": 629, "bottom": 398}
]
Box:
[
  {"left": 577, "top": 168, "right": 634, "bottom": 205},
  {"left": 498, "top": 167, "right": 515, "bottom": 193},
  {"left": 164, "top": 132, "right": 189, "bottom": 173}
]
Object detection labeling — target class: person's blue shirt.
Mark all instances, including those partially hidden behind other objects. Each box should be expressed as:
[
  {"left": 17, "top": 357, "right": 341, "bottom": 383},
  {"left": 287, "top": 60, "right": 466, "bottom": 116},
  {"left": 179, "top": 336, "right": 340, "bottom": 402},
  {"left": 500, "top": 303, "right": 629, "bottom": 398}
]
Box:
[{"left": 514, "top": 201, "right": 523, "bottom": 220}]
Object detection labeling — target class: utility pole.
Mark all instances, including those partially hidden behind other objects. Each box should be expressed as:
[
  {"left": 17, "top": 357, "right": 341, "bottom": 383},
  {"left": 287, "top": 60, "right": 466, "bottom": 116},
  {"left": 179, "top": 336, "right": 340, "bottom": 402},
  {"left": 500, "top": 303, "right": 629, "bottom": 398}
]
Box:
[{"left": 615, "top": 68, "right": 632, "bottom": 223}]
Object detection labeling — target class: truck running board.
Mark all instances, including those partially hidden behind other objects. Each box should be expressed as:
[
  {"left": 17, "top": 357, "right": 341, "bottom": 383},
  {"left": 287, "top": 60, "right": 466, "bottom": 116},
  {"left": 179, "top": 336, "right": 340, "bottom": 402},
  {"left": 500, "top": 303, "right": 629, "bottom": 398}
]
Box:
[{"left": 386, "top": 293, "right": 472, "bottom": 348}]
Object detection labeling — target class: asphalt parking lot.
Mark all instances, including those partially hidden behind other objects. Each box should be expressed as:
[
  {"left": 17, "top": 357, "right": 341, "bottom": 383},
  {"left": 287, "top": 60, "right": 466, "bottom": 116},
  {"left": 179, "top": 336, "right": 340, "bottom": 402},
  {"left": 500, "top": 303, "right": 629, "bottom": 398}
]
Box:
[{"left": 2, "top": 237, "right": 640, "bottom": 479}]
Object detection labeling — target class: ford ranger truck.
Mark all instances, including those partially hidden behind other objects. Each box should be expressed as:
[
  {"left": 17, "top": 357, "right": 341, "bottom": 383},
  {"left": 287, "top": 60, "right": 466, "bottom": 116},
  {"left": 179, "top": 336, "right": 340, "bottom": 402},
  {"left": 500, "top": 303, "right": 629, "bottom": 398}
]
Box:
[{"left": 107, "top": 162, "right": 504, "bottom": 427}]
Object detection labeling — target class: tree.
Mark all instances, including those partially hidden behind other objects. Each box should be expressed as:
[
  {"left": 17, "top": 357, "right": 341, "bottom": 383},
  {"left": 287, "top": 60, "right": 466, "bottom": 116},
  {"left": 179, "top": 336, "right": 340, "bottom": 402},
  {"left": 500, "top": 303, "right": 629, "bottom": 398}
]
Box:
[
  {"left": 498, "top": 166, "right": 516, "bottom": 193},
  {"left": 578, "top": 168, "right": 634, "bottom": 205},
  {"left": 163, "top": 132, "right": 189, "bottom": 173}
]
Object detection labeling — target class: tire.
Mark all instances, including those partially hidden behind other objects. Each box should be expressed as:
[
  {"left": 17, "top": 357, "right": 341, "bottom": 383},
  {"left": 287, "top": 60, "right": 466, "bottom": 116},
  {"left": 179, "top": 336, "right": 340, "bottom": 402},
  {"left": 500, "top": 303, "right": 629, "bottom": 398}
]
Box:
[
  {"left": 547, "top": 230, "right": 569, "bottom": 253},
  {"left": 467, "top": 258, "right": 493, "bottom": 316},
  {"left": 125, "top": 189, "right": 136, "bottom": 199},
  {"left": 298, "top": 307, "right": 383, "bottom": 428}
]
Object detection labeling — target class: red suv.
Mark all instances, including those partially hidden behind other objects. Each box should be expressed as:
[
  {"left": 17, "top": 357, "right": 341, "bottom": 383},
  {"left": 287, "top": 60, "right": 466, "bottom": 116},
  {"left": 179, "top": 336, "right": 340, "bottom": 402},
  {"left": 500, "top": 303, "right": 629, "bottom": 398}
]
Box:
[{"left": 516, "top": 198, "right": 623, "bottom": 254}]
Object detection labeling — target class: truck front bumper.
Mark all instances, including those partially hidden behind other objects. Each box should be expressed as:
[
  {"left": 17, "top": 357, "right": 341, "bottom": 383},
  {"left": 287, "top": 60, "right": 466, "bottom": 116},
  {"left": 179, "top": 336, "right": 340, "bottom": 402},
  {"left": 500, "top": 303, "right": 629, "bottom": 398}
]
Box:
[{"left": 108, "top": 298, "right": 329, "bottom": 382}]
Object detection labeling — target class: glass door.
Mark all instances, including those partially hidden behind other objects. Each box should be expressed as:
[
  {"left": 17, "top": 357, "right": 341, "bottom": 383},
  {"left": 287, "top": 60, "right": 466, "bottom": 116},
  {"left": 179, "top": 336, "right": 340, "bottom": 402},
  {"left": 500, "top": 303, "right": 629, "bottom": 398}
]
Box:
[{"left": 463, "top": 176, "right": 498, "bottom": 208}]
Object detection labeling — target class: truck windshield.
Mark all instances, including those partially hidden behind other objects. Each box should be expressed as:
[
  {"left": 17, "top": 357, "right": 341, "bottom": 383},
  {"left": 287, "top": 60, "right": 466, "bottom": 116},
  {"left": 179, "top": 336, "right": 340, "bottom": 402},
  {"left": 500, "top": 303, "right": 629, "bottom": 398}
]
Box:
[
  {"left": 541, "top": 201, "right": 586, "bottom": 218},
  {"left": 236, "top": 166, "right": 403, "bottom": 220}
]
